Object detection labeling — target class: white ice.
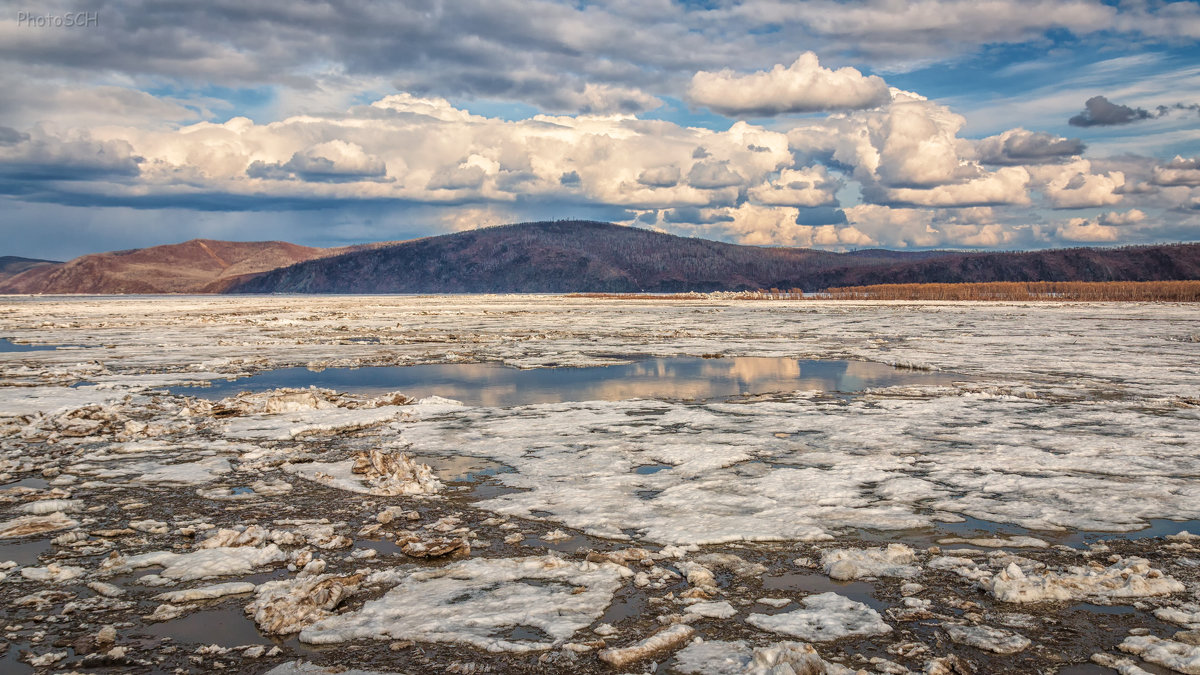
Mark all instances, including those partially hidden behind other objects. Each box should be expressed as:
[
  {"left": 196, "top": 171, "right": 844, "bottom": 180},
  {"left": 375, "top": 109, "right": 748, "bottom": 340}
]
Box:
[
  {"left": 299, "top": 555, "right": 625, "bottom": 652},
  {"left": 746, "top": 592, "right": 892, "bottom": 641}
]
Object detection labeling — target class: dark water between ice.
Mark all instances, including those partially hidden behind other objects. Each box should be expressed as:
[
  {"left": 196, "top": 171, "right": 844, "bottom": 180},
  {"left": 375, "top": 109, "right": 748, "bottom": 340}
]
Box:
[
  {"left": 0, "top": 338, "right": 63, "bottom": 352},
  {"left": 170, "top": 356, "right": 965, "bottom": 407}
]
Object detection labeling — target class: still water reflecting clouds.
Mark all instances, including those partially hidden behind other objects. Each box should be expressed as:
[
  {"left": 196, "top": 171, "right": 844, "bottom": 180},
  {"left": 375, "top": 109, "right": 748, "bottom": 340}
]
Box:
[{"left": 174, "top": 357, "right": 963, "bottom": 407}]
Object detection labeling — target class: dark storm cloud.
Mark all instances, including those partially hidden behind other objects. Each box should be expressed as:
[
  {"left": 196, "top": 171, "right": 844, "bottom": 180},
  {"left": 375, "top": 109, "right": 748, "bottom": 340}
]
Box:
[
  {"left": 0, "top": 136, "right": 142, "bottom": 181},
  {"left": 662, "top": 207, "right": 733, "bottom": 224},
  {"left": 0, "top": 127, "right": 30, "bottom": 146},
  {"left": 686, "top": 161, "right": 744, "bottom": 189},
  {"left": 0, "top": 182, "right": 420, "bottom": 212},
  {"left": 1068, "top": 95, "right": 1153, "bottom": 127},
  {"left": 976, "top": 130, "right": 1085, "bottom": 166},
  {"left": 793, "top": 206, "right": 847, "bottom": 226},
  {"left": 1, "top": 0, "right": 693, "bottom": 113},
  {"left": 246, "top": 153, "right": 388, "bottom": 184}
]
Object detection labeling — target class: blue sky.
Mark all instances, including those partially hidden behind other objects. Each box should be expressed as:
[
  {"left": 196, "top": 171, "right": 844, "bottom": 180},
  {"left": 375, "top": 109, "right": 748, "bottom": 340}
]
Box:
[{"left": 1, "top": 0, "right": 1198, "bottom": 259}]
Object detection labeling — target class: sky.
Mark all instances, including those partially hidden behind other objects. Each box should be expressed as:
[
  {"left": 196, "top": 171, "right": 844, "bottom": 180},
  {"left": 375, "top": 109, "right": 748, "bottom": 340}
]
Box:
[{"left": 2, "top": 0, "right": 1200, "bottom": 260}]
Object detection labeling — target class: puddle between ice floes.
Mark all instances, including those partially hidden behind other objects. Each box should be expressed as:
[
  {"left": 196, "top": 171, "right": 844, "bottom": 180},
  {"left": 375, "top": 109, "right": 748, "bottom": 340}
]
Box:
[
  {"left": 855, "top": 515, "right": 1200, "bottom": 549},
  {"left": 0, "top": 337, "right": 85, "bottom": 352},
  {"left": 170, "top": 357, "right": 964, "bottom": 406}
]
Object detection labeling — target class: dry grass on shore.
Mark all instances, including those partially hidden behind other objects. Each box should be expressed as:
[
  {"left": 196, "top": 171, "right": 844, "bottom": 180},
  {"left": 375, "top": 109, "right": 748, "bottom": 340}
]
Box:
[{"left": 569, "top": 281, "right": 1200, "bottom": 302}]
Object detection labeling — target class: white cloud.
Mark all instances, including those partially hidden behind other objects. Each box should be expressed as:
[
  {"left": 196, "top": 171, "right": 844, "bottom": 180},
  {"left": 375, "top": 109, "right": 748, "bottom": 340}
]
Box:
[
  {"left": 718, "top": 203, "right": 814, "bottom": 246},
  {"left": 559, "top": 83, "right": 663, "bottom": 114},
  {"left": 844, "top": 203, "right": 1021, "bottom": 248},
  {"left": 1152, "top": 156, "right": 1200, "bottom": 187},
  {"left": 637, "top": 165, "right": 682, "bottom": 188},
  {"left": 687, "top": 52, "right": 891, "bottom": 117},
  {"left": 1054, "top": 217, "right": 1120, "bottom": 242},
  {"left": 974, "top": 128, "right": 1085, "bottom": 166},
  {"left": 880, "top": 167, "right": 1031, "bottom": 207},
  {"left": 748, "top": 166, "right": 840, "bottom": 207},
  {"left": 872, "top": 93, "right": 978, "bottom": 188},
  {"left": 1029, "top": 160, "right": 1125, "bottom": 209},
  {"left": 6, "top": 94, "right": 797, "bottom": 214},
  {"left": 1098, "top": 209, "right": 1146, "bottom": 227}
]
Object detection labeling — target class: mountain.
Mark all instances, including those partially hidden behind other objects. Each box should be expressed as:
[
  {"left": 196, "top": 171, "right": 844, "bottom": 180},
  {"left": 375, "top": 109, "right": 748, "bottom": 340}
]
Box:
[
  {"left": 0, "top": 239, "right": 360, "bottom": 294},
  {"left": 228, "top": 220, "right": 955, "bottom": 293},
  {"left": 228, "top": 220, "right": 1200, "bottom": 294},
  {"left": 5, "top": 222, "right": 1198, "bottom": 295},
  {"left": 807, "top": 244, "right": 1200, "bottom": 288},
  {"left": 0, "top": 256, "right": 61, "bottom": 284}
]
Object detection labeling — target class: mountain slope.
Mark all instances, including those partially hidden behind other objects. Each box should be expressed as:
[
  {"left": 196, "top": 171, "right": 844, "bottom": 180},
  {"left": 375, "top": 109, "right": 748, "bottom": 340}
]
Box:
[
  {"left": 228, "top": 220, "right": 953, "bottom": 293},
  {"left": 0, "top": 240, "right": 353, "bottom": 294},
  {"left": 229, "top": 220, "right": 1200, "bottom": 294},
  {"left": 0, "top": 256, "right": 61, "bottom": 285}
]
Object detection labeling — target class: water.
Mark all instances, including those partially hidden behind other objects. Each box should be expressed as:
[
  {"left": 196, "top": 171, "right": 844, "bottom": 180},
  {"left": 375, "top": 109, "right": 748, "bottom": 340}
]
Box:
[
  {"left": 0, "top": 338, "right": 62, "bottom": 352},
  {"left": 170, "top": 357, "right": 965, "bottom": 407},
  {"left": 857, "top": 515, "right": 1200, "bottom": 549}
]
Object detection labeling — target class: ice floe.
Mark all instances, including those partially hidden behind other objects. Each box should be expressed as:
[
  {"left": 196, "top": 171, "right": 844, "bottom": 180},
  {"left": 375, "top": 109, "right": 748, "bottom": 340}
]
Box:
[
  {"left": 284, "top": 449, "right": 442, "bottom": 496},
  {"left": 944, "top": 624, "right": 1031, "bottom": 653},
  {"left": 673, "top": 639, "right": 859, "bottom": 675},
  {"left": 299, "top": 556, "right": 625, "bottom": 651},
  {"left": 247, "top": 566, "right": 365, "bottom": 635},
  {"left": 746, "top": 592, "right": 892, "bottom": 641},
  {"left": 1119, "top": 635, "right": 1200, "bottom": 674},
  {"left": 100, "top": 544, "right": 287, "bottom": 584},
  {"left": 987, "top": 557, "right": 1184, "bottom": 603},
  {"left": 822, "top": 544, "right": 920, "bottom": 580},
  {"left": 597, "top": 623, "right": 694, "bottom": 668}
]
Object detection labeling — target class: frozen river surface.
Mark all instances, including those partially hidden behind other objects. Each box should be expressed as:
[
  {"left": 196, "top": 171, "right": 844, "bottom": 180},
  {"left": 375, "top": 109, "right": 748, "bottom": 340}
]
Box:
[{"left": 0, "top": 295, "right": 1198, "bottom": 674}]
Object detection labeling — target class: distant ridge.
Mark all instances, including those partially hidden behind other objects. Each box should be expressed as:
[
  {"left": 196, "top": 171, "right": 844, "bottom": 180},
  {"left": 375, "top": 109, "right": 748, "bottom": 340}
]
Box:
[
  {"left": 0, "top": 256, "right": 60, "bottom": 285},
  {"left": 0, "top": 239, "right": 364, "bottom": 294},
  {"left": 229, "top": 220, "right": 1200, "bottom": 294},
  {"left": 4, "top": 221, "right": 1198, "bottom": 295}
]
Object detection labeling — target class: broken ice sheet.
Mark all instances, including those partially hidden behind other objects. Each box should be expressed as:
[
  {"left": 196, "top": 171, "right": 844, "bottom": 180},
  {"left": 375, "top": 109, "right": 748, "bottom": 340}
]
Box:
[
  {"left": 283, "top": 449, "right": 442, "bottom": 496},
  {"left": 396, "top": 381, "right": 1200, "bottom": 544},
  {"left": 100, "top": 544, "right": 288, "bottom": 585},
  {"left": 745, "top": 592, "right": 892, "bottom": 641},
  {"left": 299, "top": 555, "right": 626, "bottom": 652},
  {"left": 673, "top": 639, "right": 859, "bottom": 675}
]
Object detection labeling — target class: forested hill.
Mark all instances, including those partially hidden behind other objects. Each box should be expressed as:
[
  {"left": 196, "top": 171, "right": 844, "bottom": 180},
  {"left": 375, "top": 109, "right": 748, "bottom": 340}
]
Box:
[
  {"left": 228, "top": 220, "right": 1200, "bottom": 294},
  {"left": 227, "top": 220, "right": 953, "bottom": 293}
]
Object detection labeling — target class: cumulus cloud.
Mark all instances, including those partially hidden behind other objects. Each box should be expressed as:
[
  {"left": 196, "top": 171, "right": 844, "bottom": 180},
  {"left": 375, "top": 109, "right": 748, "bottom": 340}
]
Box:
[
  {"left": 1029, "top": 160, "right": 1125, "bottom": 208},
  {"left": 706, "top": 203, "right": 876, "bottom": 248},
  {"left": 248, "top": 141, "right": 388, "bottom": 183},
  {"left": 687, "top": 52, "right": 891, "bottom": 117},
  {"left": 975, "top": 129, "right": 1085, "bottom": 166},
  {"left": 1151, "top": 156, "right": 1200, "bottom": 187},
  {"left": 1098, "top": 209, "right": 1146, "bottom": 226},
  {"left": 0, "top": 130, "right": 142, "bottom": 181},
  {"left": 872, "top": 95, "right": 980, "bottom": 188},
  {"left": 686, "top": 161, "right": 747, "bottom": 189},
  {"left": 427, "top": 164, "right": 488, "bottom": 191},
  {"left": 637, "top": 166, "right": 682, "bottom": 188},
  {"left": 748, "top": 166, "right": 841, "bottom": 207},
  {"left": 0, "top": 94, "right": 798, "bottom": 215},
  {"left": 1068, "top": 95, "right": 1153, "bottom": 127},
  {"left": 878, "top": 167, "right": 1032, "bottom": 207},
  {"left": 844, "top": 204, "right": 1021, "bottom": 248},
  {"left": 1055, "top": 217, "right": 1120, "bottom": 242},
  {"left": 555, "top": 83, "right": 663, "bottom": 115}
]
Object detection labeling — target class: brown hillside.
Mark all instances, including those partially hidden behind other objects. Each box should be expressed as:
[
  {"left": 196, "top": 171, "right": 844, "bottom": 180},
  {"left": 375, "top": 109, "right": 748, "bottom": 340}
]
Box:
[{"left": 0, "top": 239, "right": 355, "bottom": 294}]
